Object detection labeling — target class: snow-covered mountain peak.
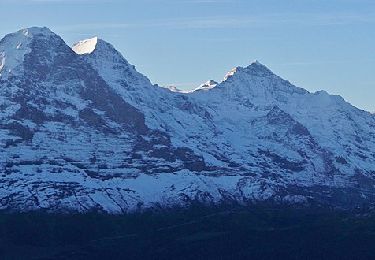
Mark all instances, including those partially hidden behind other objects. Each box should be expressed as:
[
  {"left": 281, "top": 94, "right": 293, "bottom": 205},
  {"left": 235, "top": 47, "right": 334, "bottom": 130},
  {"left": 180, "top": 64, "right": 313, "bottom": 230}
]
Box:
[
  {"left": 22, "top": 26, "right": 55, "bottom": 37},
  {"left": 243, "top": 60, "right": 275, "bottom": 76},
  {"left": 223, "top": 61, "right": 273, "bottom": 81},
  {"left": 0, "top": 27, "right": 70, "bottom": 80},
  {"left": 74, "top": 37, "right": 128, "bottom": 64},
  {"left": 251, "top": 59, "right": 262, "bottom": 65},
  {"left": 0, "top": 27, "right": 54, "bottom": 42},
  {"left": 72, "top": 36, "right": 98, "bottom": 55},
  {"left": 76, "top": 37, "right": 154, "bottom": 90},
  {"left": 0, "top": 28, "right": 34, "bottom": 78},
  {"left": 209, "top": 61, "right": 311, "bottom": 107}
]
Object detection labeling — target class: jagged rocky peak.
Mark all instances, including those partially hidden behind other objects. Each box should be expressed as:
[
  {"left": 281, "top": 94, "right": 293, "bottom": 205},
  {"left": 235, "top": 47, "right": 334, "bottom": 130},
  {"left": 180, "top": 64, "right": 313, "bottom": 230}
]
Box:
[
  {"left": 213, "top": 60, "right": 311, "bottom": 101},
  {"left": 245, "top": 60, "right": 274, "bottom": 74},
  {"left": 0, "top": 27, "right": 54, "bottom": 44},
  {"left": 0, "top": 26, "right": 66, "bottom": 79},
  {"left": 72, "top": 36, "right": 154, "bottom": 89},
  {"left": 223, "top": 60, "right": 275, "bottom": 81},
  {"left": 0, "top": 27, "right": 64, "bottom": 49},
  {"left": 72, "top": 36, "right": 132, "bottom": 69},
  {"left": 72, "top": 36, "right": 122, "bottom": 59},
  {"left": 72, "top": 36, "right": 123, "bottom": 57}
]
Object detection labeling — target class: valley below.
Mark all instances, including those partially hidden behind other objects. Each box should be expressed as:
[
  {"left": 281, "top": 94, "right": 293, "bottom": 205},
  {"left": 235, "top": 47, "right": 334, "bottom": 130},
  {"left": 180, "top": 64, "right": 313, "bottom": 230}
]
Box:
[{"left": 1, "top": 205, "right": 375, "bottom": 259}]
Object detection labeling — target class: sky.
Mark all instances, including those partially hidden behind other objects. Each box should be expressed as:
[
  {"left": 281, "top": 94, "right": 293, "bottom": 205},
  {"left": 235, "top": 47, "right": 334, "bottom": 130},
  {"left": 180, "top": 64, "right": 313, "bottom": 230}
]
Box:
[{"left": 0, "top": 0, "right": 374, "bottom": 112}]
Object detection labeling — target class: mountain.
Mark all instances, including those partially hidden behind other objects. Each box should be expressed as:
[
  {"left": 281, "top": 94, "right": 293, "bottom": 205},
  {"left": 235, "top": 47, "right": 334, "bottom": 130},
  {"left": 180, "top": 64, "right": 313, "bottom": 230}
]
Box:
[{"left": 0, "top": 27, "right": 374, "bottom": 213}]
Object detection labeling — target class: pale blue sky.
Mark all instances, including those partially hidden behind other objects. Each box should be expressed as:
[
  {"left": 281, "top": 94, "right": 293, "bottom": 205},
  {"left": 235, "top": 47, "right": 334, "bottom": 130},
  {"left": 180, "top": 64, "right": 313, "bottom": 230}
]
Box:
[{"left": 0, "top": 0, "right": 374, "bottom": 111}]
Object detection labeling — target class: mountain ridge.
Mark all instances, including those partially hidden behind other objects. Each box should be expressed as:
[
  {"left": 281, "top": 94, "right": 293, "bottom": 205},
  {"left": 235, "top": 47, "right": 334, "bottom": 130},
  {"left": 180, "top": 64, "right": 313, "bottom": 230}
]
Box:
[{"left": 0, "top": 27, "right": 374, "bottom": 213}]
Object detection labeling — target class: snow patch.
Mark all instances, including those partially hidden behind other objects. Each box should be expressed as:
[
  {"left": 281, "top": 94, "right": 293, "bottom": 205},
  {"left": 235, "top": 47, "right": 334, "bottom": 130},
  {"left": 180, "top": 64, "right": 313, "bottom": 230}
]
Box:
[
  {"left": 22, "top": 29, "right": 29, "bottom": 36},
  {"left": 72, "top": 37, "right": 98, "bottom": 55},
  {"left": 224, "top": 67, "right": 241, "bottom": 81},
  {"left": 195, "top": 80, "right": 218, "bottom": 91},
  {"left": 0, "top": 28, "right": 34, "bottom": 79},
  {"left": 0, "top": 53, "right": 4, "bottom": 73}
]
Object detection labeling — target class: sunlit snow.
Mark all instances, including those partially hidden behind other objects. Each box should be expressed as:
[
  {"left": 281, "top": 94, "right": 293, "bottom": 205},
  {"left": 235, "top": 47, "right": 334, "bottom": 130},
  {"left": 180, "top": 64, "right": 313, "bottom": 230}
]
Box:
[{"left": 72, "top": 37, "right": 98, "bottom": 55}]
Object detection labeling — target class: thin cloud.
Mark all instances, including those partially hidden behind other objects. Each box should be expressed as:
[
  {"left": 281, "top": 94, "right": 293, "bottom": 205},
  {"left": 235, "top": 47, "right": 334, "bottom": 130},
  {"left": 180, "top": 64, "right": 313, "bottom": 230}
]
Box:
[
  {"left": 177, "top": 0, "right": 234, "bottom": 3},
  {"left": 274, "top": 58, "right": 375, "bottom": 67},
  {"left": 54, "top": 12, "right": 375, "bottom": 32},
  {"left": 0, "top": 0, "right": 116, "bottom": 2}
]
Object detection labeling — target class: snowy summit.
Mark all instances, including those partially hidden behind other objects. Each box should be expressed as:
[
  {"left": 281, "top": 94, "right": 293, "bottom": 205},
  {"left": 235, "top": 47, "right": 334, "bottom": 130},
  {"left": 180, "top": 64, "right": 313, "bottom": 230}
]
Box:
[{"left": 72, "top": 36, "right": 98, "bottom": 55}]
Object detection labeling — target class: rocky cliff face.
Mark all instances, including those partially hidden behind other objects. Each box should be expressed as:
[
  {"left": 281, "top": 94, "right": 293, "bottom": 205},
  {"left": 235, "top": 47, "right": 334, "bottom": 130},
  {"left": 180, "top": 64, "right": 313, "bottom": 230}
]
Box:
[{"left": 0, "top": 27, "right": 374, "bottom": 213}]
